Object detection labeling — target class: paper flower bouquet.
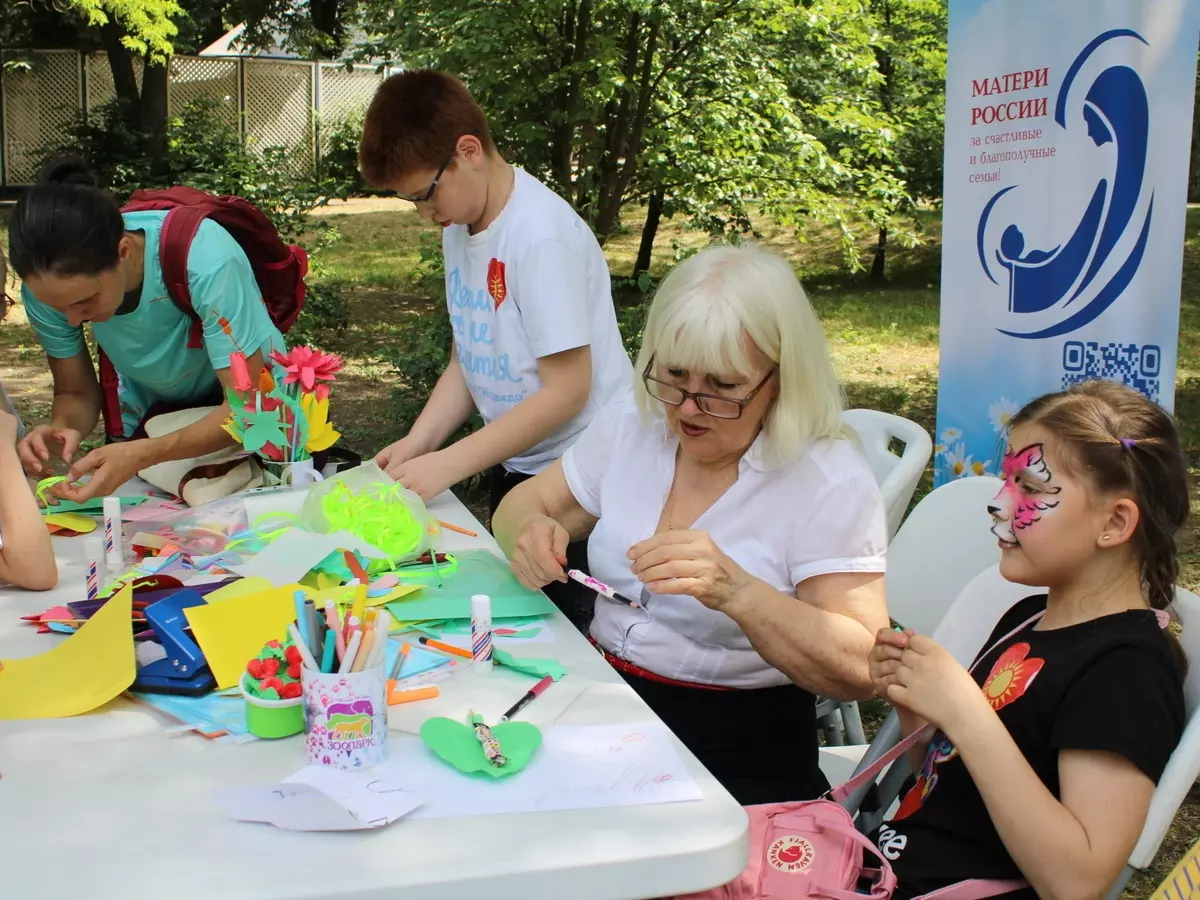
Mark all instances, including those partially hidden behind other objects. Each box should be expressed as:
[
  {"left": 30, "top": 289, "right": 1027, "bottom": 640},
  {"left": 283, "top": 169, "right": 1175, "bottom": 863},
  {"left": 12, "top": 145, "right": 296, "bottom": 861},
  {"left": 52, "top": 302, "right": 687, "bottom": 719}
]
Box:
[{"left": 222, "top": 347, "right": 343, "bottom": 481}]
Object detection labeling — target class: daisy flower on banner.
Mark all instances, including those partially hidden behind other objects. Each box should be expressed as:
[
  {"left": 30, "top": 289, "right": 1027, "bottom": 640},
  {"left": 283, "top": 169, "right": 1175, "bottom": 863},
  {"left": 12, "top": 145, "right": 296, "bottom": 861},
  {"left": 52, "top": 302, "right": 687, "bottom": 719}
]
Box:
[
  {"left": 988, "top": 398, "right": 1020, "bottom": 435},
  {"left": 940, "top": 427, "right": 963, "bottom": 445},
  {"left": 944, "top": 443, "right": 973, "bottom": 479}
]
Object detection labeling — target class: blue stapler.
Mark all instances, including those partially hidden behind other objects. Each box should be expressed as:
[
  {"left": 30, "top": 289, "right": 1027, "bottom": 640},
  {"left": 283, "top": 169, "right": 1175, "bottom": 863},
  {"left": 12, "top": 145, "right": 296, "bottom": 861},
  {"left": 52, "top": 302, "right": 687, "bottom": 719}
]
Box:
[{"left": 131, "top": 590, "right": 217, "bottom": 696}]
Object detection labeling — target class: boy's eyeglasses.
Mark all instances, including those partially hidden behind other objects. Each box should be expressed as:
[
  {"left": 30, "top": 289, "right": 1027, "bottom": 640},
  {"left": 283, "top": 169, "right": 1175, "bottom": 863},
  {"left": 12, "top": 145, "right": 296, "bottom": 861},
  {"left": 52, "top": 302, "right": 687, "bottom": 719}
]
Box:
[
  {"left": 396, "top": 150, "right": 455, "bottom": 204},
  {"left": 641, "top": 357, "right": 775, "bottom": 420}
]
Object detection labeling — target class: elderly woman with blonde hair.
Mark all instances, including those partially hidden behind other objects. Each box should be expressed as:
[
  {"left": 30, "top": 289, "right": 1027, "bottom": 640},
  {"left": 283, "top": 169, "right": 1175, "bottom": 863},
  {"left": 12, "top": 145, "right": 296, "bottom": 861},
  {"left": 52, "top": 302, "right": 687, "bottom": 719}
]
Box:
[{"left": 493, "top": 244, "right": 889, "bottom": 803}]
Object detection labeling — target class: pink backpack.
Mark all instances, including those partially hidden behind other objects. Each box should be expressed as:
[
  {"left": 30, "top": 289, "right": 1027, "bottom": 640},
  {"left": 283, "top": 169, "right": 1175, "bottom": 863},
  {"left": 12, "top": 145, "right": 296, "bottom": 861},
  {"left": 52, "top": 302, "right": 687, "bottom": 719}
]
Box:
[{"left": 674, "top": 614, "right": 1044, "bottom": 900}]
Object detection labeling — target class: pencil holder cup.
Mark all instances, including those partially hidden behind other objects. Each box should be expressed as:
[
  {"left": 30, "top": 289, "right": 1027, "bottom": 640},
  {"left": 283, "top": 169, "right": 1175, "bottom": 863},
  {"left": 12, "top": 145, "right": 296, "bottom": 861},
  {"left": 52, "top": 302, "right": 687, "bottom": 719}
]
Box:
[
  {"left": 241, "top": 674, "right": 304, "bottom": 739},
  {"left": 301, "top": 664, "right": 388, "bottom": 770}
]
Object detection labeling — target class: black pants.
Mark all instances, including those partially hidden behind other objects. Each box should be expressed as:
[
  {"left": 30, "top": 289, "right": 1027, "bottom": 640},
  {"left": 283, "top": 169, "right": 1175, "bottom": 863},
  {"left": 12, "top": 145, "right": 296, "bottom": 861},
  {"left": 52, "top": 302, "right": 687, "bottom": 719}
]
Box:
[
  {"left": 621, "top": 671, "right": 828, "bottom": 805},
  {"left": 488, "top": 465, "right": 594, "bottom": 633}
]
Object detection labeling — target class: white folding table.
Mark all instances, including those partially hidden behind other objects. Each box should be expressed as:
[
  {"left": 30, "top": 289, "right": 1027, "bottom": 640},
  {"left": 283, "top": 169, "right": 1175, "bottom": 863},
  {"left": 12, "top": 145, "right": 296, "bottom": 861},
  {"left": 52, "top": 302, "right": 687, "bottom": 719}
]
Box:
[{"left": 0, "top": 487, "right": 748, "bottom": 900}]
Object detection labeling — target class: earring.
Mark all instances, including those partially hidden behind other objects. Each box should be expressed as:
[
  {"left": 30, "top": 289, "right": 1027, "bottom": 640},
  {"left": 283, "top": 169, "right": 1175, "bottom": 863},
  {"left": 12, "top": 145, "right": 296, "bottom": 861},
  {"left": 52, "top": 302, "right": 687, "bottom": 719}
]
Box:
[{"left": 1102, "top": 534, "right": 1112, "bottom": 541}]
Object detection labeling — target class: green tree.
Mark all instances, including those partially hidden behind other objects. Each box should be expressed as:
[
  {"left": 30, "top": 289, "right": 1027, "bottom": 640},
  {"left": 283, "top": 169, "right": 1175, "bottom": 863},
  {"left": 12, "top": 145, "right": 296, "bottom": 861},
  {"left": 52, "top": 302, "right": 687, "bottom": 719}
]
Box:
[
  {"left": 864, "top": 0, "right": 947, "bottom": 278},
  {"left": 359, "top": 0, "right": 912, "bottom": 275}
]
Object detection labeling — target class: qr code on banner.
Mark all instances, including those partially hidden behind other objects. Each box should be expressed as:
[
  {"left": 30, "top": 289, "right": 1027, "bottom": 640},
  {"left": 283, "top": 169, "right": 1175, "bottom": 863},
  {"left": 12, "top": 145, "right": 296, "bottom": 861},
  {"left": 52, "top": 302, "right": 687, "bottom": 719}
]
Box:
[{"left": 1060, "top": 340, "right": 1161, "bottom": 402}]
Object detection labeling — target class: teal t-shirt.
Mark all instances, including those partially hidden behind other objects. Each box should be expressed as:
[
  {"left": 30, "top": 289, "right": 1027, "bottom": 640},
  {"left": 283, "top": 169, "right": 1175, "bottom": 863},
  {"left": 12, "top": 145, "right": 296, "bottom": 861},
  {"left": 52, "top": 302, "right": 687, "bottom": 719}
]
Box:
[{"left": 22, "top": 210, "right": 285, "bottom": 434}]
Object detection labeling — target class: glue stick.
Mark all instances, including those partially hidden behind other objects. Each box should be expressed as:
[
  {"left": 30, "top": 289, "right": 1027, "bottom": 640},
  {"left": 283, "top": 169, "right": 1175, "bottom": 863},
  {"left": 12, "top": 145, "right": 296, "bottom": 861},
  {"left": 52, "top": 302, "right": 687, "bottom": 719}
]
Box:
[
  {"left": 470, "top": 594, "right": 494, "bottom": 670},
  {"left": 83, "top": 533, "right": 104, "bottom": 602},
  {"left": 102, "top": 496, "right": 123, "bottom": 571}
]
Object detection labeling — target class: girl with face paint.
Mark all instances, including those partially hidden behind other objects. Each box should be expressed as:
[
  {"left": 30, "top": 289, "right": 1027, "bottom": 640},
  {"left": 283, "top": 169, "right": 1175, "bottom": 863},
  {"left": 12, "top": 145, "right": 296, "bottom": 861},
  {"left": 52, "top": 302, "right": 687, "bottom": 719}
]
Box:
[{"left": 867, "top": 380, "right": 1188, "bottom": 899}]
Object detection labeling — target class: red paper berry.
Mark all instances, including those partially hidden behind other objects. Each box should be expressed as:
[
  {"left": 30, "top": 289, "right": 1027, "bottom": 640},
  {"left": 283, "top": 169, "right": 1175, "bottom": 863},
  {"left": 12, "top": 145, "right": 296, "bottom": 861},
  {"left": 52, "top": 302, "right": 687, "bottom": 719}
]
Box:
[
  {"left": 266, "top": 640, "right": 281, "bottom": 649},
  {"left": 260, "top": 657, "right": 280, "bottom": 677},
  {"left": 280, "top": 682, "right": 302, "bottom": 699},
  {"left": 261, "top": 676, "right": 284, "bottom": 693},
  {"left": 287, "top": 662, "right": 302, "bottom": 680},
  {"left": 285, "top": 645, "right": 302, "bottom": 664},
  {"left": 246, "top": 658, "right": 264, "bottom": 679}
]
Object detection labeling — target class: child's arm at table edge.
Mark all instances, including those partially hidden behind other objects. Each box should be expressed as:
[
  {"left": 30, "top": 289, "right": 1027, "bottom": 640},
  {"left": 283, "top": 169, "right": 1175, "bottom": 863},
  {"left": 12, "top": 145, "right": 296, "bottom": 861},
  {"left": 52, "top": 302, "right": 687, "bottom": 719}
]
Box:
[
  {"left": 0, "top": 432, "right": 57, "bottom": 590},
  {"left": 437, "top": 345, "right": 592, "bottom": 481},
  {"left": 402, "top": 345, "right": 479, "bottom": 455}
]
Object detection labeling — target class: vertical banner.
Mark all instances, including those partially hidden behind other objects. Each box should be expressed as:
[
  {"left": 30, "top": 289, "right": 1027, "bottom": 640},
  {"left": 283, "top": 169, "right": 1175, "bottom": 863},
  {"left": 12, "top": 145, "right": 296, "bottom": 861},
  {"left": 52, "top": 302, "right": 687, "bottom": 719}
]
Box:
[{"left": 934, "top": 0, "right": 1200, "bottom": 485}]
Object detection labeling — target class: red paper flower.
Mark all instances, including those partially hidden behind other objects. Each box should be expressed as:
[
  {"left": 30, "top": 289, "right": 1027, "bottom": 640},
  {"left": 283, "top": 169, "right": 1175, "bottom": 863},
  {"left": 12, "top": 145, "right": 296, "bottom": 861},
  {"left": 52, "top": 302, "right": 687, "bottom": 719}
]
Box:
[
  {"left": 260, "top": 657, "right": 280, "bottom": 677},
  {"left": 269, "top": 346, "right": 343, "bottom": 393},
  {"left": 285, "top": 646, "right": 301, "bottom": 664},
  {"left": 246, "top": 658, "right": 264, "bottom": 679},
  {"left": 287, "top": 662, "right": 302, "bottom": 680},
  {"left": 280, "top": 682, "right": 302, "bottom": 699}
]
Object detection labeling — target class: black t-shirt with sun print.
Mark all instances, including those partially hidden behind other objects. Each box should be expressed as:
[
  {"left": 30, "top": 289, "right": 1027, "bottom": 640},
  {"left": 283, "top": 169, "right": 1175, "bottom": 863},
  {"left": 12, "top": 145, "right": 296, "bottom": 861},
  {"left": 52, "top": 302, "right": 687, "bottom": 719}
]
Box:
[{"left": 872, "top": 595, "right": 1186, "bottom": 899}]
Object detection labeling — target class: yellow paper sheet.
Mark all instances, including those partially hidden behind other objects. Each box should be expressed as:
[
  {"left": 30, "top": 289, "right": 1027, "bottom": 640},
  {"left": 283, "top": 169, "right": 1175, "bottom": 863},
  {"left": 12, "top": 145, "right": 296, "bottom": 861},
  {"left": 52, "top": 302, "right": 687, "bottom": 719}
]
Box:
[
  {"left": 43, "top": 512, "right": 98, "bottom": 534},
  {"left": 0, "top": 584, "right": 135, "bottom": 719},
  {"left": 185, "top": 583, "right": 302, "bottom": 689},
  {"left": 307, "top": 584, "right": 421, "bottom": 608},
  {"left": 205, "top": 577, "right": 275, "bottom": 604}
]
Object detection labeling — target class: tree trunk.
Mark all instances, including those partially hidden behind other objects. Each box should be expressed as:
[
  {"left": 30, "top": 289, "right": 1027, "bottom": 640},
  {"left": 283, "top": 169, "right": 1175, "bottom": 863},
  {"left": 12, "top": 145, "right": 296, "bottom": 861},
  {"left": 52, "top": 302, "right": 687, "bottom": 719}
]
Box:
[
  {"left": 310, "top": 0, "right": 342, "bottom": 53},
  {"left": 595, "top": 17, "right": 660, "bottom": 239},
  {"left": 140, "top": 59, "right": 170, "bottom": 175},
  {"left": 634, "top": 189, "right": 665, "bottom": 277},
  {"left": 98, "top": 18, "right": 140, "bottom": 127},
  {"left": 552, "top": 0, "right": 591, "bottom": 193},
  {"left": 871, "top": 226, "right": 888, "bottom": 281},
  {"left": 871, "top": 0, "right": 895, "bottom": 275}
]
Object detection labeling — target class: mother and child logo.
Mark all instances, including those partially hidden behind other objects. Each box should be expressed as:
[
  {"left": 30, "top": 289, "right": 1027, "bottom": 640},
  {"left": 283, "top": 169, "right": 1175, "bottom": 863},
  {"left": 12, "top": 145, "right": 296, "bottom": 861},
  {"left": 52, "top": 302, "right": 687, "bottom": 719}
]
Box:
[{"left": 302, "top": 672, "right": 389, "bottom": 769}]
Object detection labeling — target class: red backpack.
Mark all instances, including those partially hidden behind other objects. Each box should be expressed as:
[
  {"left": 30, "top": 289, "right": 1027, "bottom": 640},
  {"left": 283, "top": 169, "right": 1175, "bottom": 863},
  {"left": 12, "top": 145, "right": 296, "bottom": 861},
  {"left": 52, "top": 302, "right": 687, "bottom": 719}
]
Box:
[{"left": 99, "top": 186, "right": 309, "bottom": 439}]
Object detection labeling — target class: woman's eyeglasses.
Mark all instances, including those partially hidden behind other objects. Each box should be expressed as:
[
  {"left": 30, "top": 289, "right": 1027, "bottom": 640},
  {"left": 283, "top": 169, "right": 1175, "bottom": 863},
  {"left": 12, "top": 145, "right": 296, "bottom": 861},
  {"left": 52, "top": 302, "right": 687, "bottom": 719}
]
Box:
[{"left": 642, "top": 357, "right": 774, "bottom": 420}]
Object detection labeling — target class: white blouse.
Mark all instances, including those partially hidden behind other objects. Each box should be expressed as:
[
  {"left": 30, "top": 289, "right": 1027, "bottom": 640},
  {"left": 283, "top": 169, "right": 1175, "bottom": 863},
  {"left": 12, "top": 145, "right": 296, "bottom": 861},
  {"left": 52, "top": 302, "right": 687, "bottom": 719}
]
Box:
[{"left": 562, "top": 398, "right": 888, "bottom": 689}]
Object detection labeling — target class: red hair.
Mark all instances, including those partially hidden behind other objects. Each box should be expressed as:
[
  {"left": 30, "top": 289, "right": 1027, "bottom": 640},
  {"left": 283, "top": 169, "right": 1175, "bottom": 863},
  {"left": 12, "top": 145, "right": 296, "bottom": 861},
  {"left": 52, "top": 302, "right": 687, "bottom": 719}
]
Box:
[{"left": 359, "top": 69, "right": 495, "bottom": 186}]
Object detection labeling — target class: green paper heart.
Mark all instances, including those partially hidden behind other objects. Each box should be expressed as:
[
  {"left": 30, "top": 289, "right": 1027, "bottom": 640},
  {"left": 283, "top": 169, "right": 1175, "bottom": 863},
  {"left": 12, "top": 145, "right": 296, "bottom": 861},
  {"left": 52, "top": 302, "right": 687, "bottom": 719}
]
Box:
[
  {"left": 420, "top": 717, "right": 542, "bottom": 777},
  {"left": 492, "top": 649, "right": 567, "bottom": 680}
]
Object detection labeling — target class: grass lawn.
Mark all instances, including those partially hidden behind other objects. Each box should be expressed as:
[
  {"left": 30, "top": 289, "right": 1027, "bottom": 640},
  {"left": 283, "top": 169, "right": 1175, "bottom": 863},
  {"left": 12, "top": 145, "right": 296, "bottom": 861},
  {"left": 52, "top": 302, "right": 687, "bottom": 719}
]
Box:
[{"left": 0, "top": 198, "right": 1196, "bottom": 895}]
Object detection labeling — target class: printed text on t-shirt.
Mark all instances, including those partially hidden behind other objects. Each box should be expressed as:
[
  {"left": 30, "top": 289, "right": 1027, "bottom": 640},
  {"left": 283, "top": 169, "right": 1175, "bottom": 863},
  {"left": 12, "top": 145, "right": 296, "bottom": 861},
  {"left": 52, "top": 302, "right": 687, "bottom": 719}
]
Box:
[{"left": 447, "top": 265, "right": 529, "bottom": 405}]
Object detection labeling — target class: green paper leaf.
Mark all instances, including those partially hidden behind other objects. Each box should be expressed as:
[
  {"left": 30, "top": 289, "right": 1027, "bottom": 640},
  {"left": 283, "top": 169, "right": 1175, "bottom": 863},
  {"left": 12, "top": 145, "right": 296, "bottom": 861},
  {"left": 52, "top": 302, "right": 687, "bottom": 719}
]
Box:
[
  {"left": 240, "top": 408, "right": 290, "bottom": 454},
  {"left": 419, "top": 717, "right": 542, "bottom": 777},
  {"left": 260, "top": 687, "right": 280, "bottom": 700},
  {"left": 492, "top": 649, "right": 566, "bottom": 681}
]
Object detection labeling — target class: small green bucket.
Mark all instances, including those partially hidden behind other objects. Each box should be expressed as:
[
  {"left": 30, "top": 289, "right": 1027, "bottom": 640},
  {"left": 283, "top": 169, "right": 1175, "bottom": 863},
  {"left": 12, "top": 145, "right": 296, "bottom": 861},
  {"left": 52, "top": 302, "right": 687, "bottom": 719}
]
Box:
[{"left": 241, "top": 674, "right": 305, "bottom": 739}]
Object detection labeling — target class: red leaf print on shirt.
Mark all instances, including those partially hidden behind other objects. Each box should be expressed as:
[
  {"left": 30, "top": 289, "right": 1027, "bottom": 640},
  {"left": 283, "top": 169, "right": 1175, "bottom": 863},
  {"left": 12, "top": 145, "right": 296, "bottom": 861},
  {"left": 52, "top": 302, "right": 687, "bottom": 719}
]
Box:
[
  {"left": 981, "top": 642, "right": 1044, "bottom": 712},
  {"left": 487, "top": 258, "right": 508, "bottom": 309}
]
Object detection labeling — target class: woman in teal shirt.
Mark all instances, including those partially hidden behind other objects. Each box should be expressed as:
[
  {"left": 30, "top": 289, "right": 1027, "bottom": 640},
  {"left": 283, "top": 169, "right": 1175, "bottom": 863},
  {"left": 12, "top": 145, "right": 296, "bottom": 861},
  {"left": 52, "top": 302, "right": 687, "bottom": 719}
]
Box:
[{"left": 9, "top": 157, "right": 285, "bottom": 502}]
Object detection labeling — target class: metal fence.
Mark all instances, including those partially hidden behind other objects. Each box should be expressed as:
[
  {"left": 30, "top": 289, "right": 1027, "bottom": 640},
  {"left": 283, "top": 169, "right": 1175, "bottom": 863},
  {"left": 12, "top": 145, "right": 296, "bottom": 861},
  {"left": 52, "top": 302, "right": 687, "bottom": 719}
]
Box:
[{"left": 0, "top": 51, "right": 387, "bottom": 186}]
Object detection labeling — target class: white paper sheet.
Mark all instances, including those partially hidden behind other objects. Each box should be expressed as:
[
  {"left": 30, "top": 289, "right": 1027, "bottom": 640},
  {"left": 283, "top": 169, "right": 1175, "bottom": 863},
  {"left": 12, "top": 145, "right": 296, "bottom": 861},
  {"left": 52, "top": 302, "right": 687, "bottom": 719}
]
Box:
[
  {"left": 386, "top": 667, "right": 588, "bottom": 734},
  {"left": 385, "top": 721, "right": 703, "bottom": 819},
  {"left": 227, "top": 528, "right": 389, "bottom": 586},
  {"left": 215, "top": 767, "right": 424, "bottom": 831}
]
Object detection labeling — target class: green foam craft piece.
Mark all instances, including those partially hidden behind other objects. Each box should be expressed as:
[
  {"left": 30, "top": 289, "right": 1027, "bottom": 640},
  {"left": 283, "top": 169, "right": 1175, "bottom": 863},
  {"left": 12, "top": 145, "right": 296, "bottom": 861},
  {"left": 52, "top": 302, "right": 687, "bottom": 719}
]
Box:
[
  {"left": 492, "top": 649, "right": 567, "bottom": 681},
  {"left": 319, "top": 482, "right": 426, "bottom": 560},
  {"left": 419, "top": 717, "right": 542, "bottom": 778},
  {"left": 36, "top": 476, "right": 148, "bottom": 516}
]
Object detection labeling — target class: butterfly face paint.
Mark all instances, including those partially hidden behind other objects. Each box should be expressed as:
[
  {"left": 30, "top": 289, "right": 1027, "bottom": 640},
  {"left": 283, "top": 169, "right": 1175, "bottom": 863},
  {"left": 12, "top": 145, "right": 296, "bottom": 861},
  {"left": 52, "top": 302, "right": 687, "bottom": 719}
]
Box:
[{"left": 988, "top": 442, "right": 1062, "bottom": 546}]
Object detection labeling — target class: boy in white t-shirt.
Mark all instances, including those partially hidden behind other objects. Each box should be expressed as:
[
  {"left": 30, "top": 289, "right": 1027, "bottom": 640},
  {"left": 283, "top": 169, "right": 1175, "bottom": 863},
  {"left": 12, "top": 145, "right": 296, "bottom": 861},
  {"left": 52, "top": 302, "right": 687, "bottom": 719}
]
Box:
[{"left": 360, "top": 70, "right": 633, "bottom": 625}]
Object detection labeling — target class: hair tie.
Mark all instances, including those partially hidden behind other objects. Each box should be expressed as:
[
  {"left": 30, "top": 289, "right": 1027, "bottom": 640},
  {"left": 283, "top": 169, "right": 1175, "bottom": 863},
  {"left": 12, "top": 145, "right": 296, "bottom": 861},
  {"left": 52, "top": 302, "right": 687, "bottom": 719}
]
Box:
[
  {"left": 1154, "top": 608, "right": 1170, "bottom": 629},
  {"left": 1119, "top": 438, "right": 1137, "bottom": 450}
]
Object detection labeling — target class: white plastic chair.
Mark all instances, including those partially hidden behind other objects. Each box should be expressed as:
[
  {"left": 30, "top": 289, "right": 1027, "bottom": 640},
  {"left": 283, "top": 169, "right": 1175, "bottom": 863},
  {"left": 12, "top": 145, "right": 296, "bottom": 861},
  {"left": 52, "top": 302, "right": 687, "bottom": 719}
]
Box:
[
  {"left": 885, "top": 474, "right": 1003, "bottom": 638},
  {"left": 835, "top": 565, "right": 1200, "bottom": 899},
  {"left": 816, "top": 475, "right": 1002, "bottom": 750},
  {"left": 842, "top": 408, "right": 934, "bottom": 539}
]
